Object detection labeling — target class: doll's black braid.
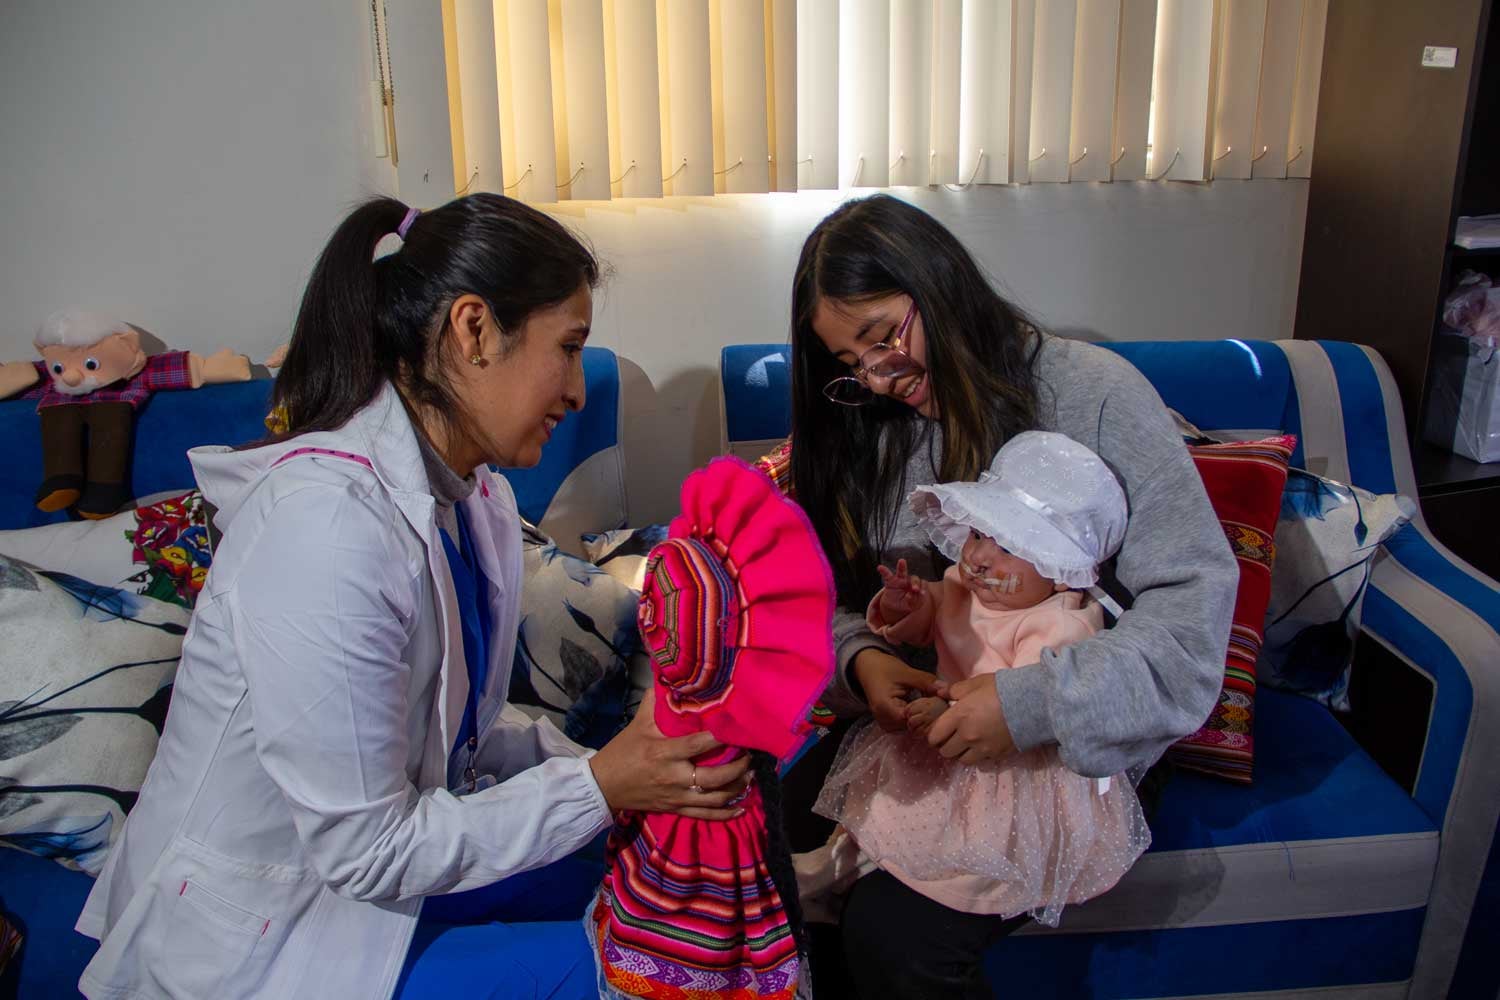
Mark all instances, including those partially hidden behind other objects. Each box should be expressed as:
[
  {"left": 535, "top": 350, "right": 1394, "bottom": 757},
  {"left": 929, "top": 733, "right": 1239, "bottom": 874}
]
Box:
[{"left": 751, "top": 750, "right": 809, "bottom": 964}]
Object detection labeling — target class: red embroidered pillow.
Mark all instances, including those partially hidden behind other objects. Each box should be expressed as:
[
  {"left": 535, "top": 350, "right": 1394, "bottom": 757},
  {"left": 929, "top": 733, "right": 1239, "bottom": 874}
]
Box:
[{"left": 1167, "top": 435, "right": 1295, "bottom": 783}]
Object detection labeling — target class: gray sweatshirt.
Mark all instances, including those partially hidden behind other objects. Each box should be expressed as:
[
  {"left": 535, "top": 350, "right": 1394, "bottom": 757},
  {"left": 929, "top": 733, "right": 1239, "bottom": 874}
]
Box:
[{"left": 826, "top": 333, "right": 1238, "bottom": 779}]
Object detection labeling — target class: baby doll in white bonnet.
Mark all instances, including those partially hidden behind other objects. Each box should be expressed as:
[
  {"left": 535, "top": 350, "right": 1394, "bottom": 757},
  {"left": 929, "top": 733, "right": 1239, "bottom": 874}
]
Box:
[{"left": 804, "top": 431, "right": 1151, "bottom": 926}]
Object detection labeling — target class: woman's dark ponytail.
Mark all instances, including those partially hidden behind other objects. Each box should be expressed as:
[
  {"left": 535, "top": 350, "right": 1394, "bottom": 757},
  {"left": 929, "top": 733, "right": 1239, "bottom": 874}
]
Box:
[{"left": 273, "top": 198, "right": 408, "bottom": 436}]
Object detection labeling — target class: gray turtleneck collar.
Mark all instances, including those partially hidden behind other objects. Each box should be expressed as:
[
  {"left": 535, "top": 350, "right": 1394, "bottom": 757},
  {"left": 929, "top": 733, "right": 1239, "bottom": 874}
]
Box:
[{"left": 413, "top": 426, "right": 477, "bottom": 541}]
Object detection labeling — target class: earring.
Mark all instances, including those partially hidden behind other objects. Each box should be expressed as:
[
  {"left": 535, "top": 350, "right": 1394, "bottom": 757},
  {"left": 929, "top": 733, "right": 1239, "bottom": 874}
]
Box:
[{"left": 469, "top": 354, "right": 483, "bottom": 366}]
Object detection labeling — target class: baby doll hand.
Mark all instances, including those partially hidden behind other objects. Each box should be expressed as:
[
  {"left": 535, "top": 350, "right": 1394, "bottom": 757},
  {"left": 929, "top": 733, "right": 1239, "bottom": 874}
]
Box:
[
  {"left": 904, "top": 695, "right": 949, "bottom": 736},
  {"left": 0, "top": 361, "right": 41, "bottom": 399},
  {"left": 876, "top": 559, "right": 925, "bottom": 623}
]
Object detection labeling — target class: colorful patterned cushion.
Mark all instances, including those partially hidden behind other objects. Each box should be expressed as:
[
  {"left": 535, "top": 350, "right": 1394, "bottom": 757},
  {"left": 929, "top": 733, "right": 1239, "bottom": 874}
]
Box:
[
  {"left": 1167, "top": 436, "right": 1295, "bottom": 783},
  {"left": 0, "top": 555, "right": 187, "bottom": 872}
]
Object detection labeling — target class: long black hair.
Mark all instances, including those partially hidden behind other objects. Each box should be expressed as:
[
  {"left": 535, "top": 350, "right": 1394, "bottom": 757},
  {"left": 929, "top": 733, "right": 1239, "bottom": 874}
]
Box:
[
  {"left": 789, "top": 194, "right": 1041, "bottom": 606},
  {"left": 271, "top": 194, "right": 600, "bottom": 440}
]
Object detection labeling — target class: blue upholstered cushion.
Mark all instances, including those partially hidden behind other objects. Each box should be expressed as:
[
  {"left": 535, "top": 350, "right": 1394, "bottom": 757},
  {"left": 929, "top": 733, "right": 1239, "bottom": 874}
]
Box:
[
  {"left": 0, "top": 849, "right": 95, "bottom": 998},
  {"left": 1149, "top": 688, "right": 1434, "bottom": 853}
]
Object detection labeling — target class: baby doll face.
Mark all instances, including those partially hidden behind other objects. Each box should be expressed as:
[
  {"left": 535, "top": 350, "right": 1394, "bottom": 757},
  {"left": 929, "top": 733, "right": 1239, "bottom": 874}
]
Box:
[
  {"left": 38, "top": 331, "right": 146, "bottom": 396},
  {"left": 958, "top": 528, "right": 1066, "bottom": 610}
]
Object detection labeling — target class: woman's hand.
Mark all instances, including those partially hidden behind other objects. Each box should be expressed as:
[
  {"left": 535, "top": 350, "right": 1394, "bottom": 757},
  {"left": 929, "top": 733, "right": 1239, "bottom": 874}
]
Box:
[
  {"left": 852, "top": 648, "right": 939, "bottom": 733},
  {"left": 589, "top": 692, "right": 751, "bottom": 820},
  {"left": 927, "top": 675, "right": 1016, "bottom": 764}
]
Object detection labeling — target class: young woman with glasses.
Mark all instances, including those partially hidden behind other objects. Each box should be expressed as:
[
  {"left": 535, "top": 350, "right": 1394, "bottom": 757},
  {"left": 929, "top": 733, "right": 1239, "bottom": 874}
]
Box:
[{"left": 786, "top": 194, "right": 1239, "bottom": 999}]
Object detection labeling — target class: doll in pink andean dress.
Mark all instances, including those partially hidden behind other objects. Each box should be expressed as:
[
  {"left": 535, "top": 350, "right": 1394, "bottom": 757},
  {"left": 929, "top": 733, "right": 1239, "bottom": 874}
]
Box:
[{"left": 806, "top": 431, "right": 1152, "bottom": 926}]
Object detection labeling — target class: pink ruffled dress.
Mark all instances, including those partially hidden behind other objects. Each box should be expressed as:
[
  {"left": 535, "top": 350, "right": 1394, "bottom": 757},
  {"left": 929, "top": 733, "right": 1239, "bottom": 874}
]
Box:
[{"left": 815, "top": 567, "right": 1150, "bottom": 925}]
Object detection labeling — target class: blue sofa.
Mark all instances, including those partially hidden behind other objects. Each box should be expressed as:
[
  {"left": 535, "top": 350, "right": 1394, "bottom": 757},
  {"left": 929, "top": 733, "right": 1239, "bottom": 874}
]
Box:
[
  {"left": 720, "top": 339, "right": 1500, "bottom": 1000},
  {"left": 6, "top": 339, "right": 1497, "bottom": 999},
  {"left": 0, "top": 349, "right": 629, "bottom": 999}
]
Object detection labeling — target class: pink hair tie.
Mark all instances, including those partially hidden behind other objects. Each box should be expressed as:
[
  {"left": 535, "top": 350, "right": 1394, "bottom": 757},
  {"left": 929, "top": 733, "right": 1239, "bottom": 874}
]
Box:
[{"left": 396, "top": 207, "right": 419, "bottom": 240}]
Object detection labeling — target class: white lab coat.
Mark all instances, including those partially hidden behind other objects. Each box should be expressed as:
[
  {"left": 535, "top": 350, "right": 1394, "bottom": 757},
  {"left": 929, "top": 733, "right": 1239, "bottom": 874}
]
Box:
[{"left": 76, "top": 382, "right": 613, "bottom": 999}]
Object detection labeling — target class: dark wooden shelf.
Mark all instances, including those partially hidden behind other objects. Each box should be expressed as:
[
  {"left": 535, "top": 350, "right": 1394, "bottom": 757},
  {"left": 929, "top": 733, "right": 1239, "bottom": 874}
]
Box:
[{"left": 1415, "top": 440, "right": 1500, "bottom": 494}]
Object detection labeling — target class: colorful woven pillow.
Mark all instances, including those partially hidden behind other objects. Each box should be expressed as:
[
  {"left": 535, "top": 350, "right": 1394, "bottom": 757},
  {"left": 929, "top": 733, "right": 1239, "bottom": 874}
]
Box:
[{"left": 1166, "top": 435, "right": 1295, "bottom": 784}]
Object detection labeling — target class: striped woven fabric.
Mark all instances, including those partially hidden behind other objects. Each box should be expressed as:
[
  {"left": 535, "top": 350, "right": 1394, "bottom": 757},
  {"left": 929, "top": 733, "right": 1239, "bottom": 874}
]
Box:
[
  {"left": 1167, "top": 434, "right": 1295, "bottom": 783},
  {"left": 591, "top": 457, "right": 836, "bottom": 999},
  {"left": 591, "top": 797, "right": 799, "bottom": 1000}
]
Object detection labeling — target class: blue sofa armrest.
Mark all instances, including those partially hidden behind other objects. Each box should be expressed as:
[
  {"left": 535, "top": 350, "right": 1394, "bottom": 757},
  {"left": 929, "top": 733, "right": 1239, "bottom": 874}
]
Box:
[
  {"left": 1293, "top": 339, "right": 1500, "bottom": 998},
  {"left": 1360, "top": 524, "right": 1500, "bottom": 999}
]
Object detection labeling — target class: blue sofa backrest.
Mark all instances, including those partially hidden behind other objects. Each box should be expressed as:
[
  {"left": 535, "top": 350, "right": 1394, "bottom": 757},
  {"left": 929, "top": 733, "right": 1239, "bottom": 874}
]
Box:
[
  {"left": 0, "top": 346, "right": 626, "bottom": 538},
  {"left": 721, "top": 338, "right": 1309, "bottom": 470}
]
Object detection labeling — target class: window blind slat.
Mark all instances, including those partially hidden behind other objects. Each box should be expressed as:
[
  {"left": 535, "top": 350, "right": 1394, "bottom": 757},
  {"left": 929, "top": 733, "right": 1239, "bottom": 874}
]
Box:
[
  {"left": 605, "top": 0, "right": 664, "bottom": 197},
  {"left": 1211, "top": 0, "right": 1268, "bottom": 179},
  {"left": 889, "top": 0, "right": 933, "bottom": 187},
  {"left": 555, "top": 0, "right": 612, "bottom": 200},
  {"left": 659, "top": 0, "right": 714, "bottom": 195},
  {"left": 840, "top": 0, "right": 891, "bottom": 188},
  {"left": 1148, "top": 0, "right": 1221, "bottom": 181},
  {"left": 1009, "top": 0, "right": 1036, "bottom": 183},
  {"left": 1027, "top": 0, "right": 1077, "bottom": 183},
  {"left": 1069, "top": 0, "right": 1122, "bottom": 183},
  {"left": 496, "top": 0, "right": 560, "bottom": 203},
  {"left": 929, "top": 0, "right": 963, "bottom": 184},
  {"left": 1111, "top": 0, "right": 1158, "bottom": 181},
  {"left": 768, "top": 0, "right": 798, "bottom": 191},
  {"left": 449, "top": 0, "right": 503, "bottom": 195},
  {"left": 959, "top": 0, "right": 1013, "bottom": 185},
  {"left": 797, "top": 0, "right": 839, "bottom": 188},
  {"left": 1250, "top": 0, "right": 1302, "bottom": 180},
  {"left": 712, "top": 0, "right": 771, "bottom": 193},
  {"left": 1286, "top": 0, "right": 1325, "bottom": 179}
]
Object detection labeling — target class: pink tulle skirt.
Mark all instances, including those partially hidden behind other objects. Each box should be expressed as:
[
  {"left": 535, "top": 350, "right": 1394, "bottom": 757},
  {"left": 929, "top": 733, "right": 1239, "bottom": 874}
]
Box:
[{"left": 814, "top": 720, "right": 1150, "bottom": 925}]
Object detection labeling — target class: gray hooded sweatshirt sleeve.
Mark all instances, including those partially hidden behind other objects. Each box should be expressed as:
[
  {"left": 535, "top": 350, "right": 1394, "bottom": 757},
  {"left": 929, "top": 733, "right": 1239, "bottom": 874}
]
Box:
[{"left": 825, "top": 334, "right": 1237, "bottom": 778}]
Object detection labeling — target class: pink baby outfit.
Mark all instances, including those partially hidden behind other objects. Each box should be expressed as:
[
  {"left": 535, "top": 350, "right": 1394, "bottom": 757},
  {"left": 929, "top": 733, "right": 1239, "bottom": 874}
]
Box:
[{"left": 815, "top": 567, "right": 1150, "bottom": 924}]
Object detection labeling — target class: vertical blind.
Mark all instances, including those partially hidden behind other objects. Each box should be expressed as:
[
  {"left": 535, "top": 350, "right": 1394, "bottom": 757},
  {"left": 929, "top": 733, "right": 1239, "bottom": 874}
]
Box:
[{"left": 383, "top": 0, "right": 1327, "bottom": 205}]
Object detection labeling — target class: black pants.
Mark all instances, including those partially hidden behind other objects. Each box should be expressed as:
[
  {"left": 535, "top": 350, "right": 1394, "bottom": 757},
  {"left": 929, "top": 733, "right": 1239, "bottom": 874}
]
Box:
[{"left": 830, "top": 870, "right": 1028, "bottom": 999}]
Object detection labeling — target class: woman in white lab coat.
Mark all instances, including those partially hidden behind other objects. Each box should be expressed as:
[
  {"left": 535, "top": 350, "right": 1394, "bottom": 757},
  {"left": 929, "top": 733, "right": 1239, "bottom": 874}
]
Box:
[{"left": 75, "top": 195, "right": 750, "bottom": 1000}]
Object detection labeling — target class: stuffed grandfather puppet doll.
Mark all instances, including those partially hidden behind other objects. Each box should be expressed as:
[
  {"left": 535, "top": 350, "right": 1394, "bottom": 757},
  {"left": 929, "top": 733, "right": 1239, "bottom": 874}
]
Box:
[{"left": 0, "top": 308, "right": 251, "bottom": 518}]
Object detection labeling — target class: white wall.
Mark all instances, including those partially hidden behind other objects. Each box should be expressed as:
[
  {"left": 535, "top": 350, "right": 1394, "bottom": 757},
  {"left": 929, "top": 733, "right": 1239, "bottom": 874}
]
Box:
[{"left": 0, "top": 2, "right": 1308, "bottom": 525}]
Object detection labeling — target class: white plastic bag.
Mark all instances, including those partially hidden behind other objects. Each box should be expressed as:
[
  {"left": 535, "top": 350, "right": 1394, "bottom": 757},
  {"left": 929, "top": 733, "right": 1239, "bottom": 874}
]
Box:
[{"left": 1425, "top": 330, "right": 1500, "bottom": 464}]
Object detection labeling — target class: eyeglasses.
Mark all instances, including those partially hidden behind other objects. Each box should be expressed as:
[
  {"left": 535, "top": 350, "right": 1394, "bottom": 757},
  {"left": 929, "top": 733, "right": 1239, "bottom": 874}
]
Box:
[{"left": 822, "top": 301, "right": 925, "bottom": 406}]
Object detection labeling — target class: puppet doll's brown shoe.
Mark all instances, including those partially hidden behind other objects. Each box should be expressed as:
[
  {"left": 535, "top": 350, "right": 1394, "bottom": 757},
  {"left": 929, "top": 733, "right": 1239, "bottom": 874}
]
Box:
[
  {"left": 76, "top": 481, "right": 132, "bottom": 520},
  {"left": 34, "top": 475, "right": 83, "bottom": 512}
]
